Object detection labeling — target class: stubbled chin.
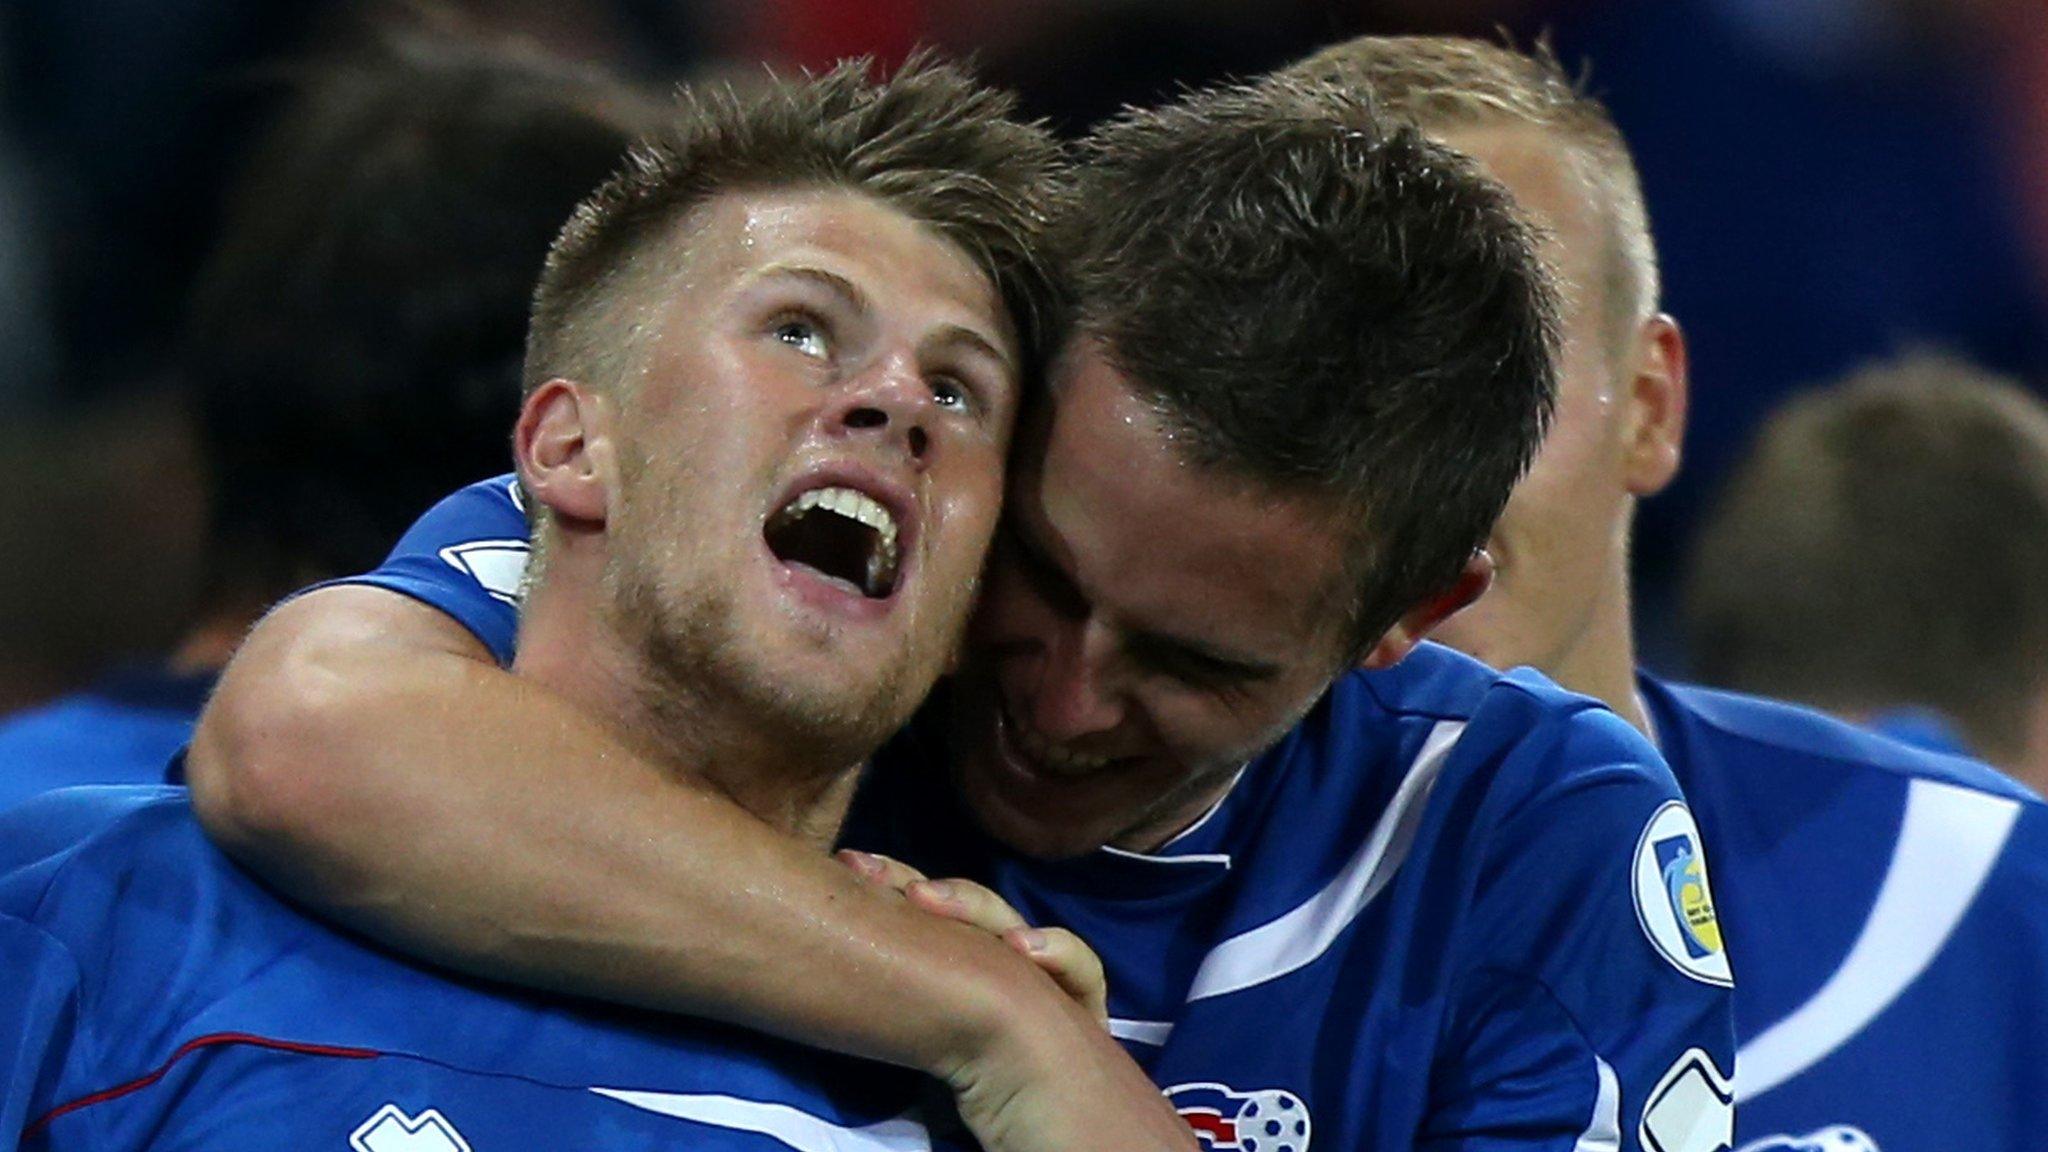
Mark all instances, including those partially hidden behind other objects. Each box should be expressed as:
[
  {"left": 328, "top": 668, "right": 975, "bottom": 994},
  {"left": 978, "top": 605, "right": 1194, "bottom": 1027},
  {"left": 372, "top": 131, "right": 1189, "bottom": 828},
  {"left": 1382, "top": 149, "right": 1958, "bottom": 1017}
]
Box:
[{"left": 951, "top": 760, "right": 1096, "bottom": 860}]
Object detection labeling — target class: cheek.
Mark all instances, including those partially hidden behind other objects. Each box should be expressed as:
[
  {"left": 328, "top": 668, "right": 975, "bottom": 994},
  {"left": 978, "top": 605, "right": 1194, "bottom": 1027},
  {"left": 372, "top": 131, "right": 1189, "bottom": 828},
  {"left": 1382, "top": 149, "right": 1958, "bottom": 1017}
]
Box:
[
  {"left": 962, "top": 478, "right": 1008, "bottom": 558},
  {"left": 1138, "top": 692, "right": 1260, "bottom": 775},
  {"left": 1502, "top": 427, "right": 1612, "bottom": 542},
  {"left": 1525, "top": 375, "right": 1632, "bottom": 502},
  {"left": 935, "top": 438, "right": 1006, "bottom": 515},
  {"left": 1172, "top": 674, "right": 1336, "bottom": 763}
]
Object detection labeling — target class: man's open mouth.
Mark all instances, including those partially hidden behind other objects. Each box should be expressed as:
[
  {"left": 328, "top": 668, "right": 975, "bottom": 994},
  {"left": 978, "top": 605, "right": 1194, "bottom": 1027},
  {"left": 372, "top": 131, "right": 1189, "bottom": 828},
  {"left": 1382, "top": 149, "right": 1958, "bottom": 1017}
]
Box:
[
  {"left": 998, "top": 697, "right": 1113, "bottom": 777},
  {"left": 765, "top": 485, "right": 901, "bottom": 599}
]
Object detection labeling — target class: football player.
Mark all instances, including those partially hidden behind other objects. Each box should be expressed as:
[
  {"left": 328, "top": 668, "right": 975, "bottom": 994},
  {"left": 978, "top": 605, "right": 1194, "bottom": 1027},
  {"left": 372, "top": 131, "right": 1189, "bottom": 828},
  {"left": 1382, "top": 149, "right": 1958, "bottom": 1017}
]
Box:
[
  {"left": 1, "top": 56, "right": 1200, "bottom": 1151},
  {"left": 1687, "top": 350, "right": 2048, "bottom": 791},
  {"left": 183, "top": 64, "right": 1736, "bottom": 1151},
  {"left": 1301, "top": 35, "right": 2048, "bottom": 1151}
]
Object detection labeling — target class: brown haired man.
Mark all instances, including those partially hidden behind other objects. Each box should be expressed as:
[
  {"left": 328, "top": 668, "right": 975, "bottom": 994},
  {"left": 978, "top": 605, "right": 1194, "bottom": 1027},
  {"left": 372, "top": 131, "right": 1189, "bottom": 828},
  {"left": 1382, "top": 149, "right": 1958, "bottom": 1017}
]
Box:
[
  {"left": 1688, "top": 351, "right": 2048, "bottom": 788},
  {"left": 1293, "top": 35, "right": 2048, "bottom": 1151},
  {"left": 0, "top": 56, "right": 1198, "bottom": 1150},
  {"left": 183, "top": 61, "right": 1733, "bottom": 1152}
]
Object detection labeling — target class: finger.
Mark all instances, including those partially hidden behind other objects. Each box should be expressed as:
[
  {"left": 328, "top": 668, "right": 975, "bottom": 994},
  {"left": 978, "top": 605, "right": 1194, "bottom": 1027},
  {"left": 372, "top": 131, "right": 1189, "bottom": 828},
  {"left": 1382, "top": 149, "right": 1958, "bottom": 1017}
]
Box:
[
  {"left": 835, "top": 849, "right": 928, "bottom": 893},
  {"left": 1008, "top": 926, "right": 1109, "bottom": 1021},
  {"left": 906, "top": 877, "right": 1030, "bottom": 937}
]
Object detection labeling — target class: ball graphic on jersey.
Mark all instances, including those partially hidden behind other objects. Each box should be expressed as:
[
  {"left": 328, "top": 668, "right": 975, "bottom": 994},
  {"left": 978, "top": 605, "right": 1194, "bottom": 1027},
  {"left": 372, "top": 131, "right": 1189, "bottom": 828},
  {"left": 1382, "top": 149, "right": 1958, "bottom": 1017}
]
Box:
[
  {"left": 1232, "top": 1089, "right": 1311, "bottom": 1152},
  {"left": 1738, "top": 1126, "right": 1879, "bottom": 1152}
]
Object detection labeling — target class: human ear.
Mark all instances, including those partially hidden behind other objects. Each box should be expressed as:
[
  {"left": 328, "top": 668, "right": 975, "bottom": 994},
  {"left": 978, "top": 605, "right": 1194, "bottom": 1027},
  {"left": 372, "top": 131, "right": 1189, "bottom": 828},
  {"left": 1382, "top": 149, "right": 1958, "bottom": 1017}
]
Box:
[
  {"left": 1357, "top": 551, "right": 1496, "bottom": 670},
  {"left": 1621, "top": 314, "right": 1689, "bottom": 497},
  {"left": 513, "top": 378, "right": 614, "bottom": 525}
]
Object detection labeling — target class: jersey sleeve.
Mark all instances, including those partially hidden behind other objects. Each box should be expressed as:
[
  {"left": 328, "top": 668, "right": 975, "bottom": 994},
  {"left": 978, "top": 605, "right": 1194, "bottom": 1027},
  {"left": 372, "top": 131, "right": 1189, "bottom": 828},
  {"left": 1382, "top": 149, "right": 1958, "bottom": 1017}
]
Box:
[
  {"left": 1424, "top": 701, "right": 1738, "bottom": 1152},
  {"left": 310, "top": 474, "right": 531, "bottom": 666}
]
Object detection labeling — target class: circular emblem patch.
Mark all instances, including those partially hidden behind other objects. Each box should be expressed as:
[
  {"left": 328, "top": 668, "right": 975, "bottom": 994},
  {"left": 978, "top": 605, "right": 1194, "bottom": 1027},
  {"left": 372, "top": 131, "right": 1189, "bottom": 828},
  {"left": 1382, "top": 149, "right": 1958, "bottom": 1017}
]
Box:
[{"left": 1632, "top": 800, "right": 1732, "bottom": 986}]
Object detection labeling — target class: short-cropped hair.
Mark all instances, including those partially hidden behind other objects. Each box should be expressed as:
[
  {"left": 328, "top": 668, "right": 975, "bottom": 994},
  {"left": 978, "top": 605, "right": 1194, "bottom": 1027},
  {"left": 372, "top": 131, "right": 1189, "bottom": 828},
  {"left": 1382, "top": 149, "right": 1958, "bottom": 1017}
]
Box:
[
  {"left": 525, "top": 52, "right": 1063, "bottom": 402},
  {"left": 1686, "top": 351, "right": 2048, "bottom": 764},
  {"left": 1283, "top": 35, "right": 1658, "bottom": 345},
  {"left": 1062, "top": 72, "right": 1559, "bottom": 651}
]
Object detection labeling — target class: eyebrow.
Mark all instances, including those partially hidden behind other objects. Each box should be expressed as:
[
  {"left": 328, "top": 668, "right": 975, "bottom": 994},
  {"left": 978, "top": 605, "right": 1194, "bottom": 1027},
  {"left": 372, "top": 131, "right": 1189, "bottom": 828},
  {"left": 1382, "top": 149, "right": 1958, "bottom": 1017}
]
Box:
[
  {"left": 929, "top": 322, "right": 1018, "bottom": 382},
  {"left": 755, "top": 264, "right": 870, "bottom": 315},
  {"left": 1123, "top": 628, "right": 1283, "bottom": 684}
]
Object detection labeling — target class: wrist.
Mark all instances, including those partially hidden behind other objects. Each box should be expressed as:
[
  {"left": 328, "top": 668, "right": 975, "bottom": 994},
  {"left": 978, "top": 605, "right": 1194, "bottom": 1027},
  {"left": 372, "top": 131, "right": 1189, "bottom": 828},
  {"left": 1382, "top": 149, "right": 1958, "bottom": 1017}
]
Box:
[{"left": 928, "top": 960, "right": 1091, "bottom": 1091}]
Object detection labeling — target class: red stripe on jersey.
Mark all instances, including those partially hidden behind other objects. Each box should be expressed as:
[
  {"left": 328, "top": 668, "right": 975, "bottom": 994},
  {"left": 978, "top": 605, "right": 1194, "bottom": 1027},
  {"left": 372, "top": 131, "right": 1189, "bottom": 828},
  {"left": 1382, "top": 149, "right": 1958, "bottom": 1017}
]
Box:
[
  {"left": 1183, "top": 1108, "right": 1238, "bottom": 1146},
  {"left": 26, "top": 1032, "right": 379, "bottom": 1138}
]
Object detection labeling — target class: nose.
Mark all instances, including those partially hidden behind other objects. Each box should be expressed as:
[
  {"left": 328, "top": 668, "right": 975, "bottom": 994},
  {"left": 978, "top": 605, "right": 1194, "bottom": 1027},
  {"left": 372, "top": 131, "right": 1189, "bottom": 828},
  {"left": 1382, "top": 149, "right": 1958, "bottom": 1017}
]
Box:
[
  {"left": 1021, "top": 616, "right": 1127, "bottom": 742},
  {"left": 831, "top": 355, "right": 932, "bottom": 465}
]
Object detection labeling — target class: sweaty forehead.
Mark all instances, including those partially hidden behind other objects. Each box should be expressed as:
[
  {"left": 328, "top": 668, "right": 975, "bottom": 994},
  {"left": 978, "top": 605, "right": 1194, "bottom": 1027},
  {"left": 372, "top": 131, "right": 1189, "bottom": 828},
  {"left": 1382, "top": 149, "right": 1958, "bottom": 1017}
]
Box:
[
  {"left": 1022, "top": 350, "right": 1353, "bottom": 652},
  {"left": 682, "top": 189, "right": 1012, "bottom": 341}
]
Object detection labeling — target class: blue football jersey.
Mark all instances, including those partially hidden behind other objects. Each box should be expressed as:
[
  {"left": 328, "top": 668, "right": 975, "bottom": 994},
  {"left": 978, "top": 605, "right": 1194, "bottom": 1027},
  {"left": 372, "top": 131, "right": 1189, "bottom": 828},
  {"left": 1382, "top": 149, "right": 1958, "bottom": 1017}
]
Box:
[
  {"left": 0, "top": 786, "right": 969, "bottom": 1150},
  {"left": 322, "top": 474, "right": 532, "bottom": 665},
  {"left": 1642, "top": 677, "right": 2048, "bottom": 1152},
  {"left": 0, "top": 666, "right": 213, "bottom": 813},
  {"left": 1863, "top": 708, "right": 1973, "bottom": 760},
  {"left": 854, "top": 656, "right": 1737, "bottom": 1152},
  {"left": 336, "top": 475, "right": 1739, "bottom": 1150}
]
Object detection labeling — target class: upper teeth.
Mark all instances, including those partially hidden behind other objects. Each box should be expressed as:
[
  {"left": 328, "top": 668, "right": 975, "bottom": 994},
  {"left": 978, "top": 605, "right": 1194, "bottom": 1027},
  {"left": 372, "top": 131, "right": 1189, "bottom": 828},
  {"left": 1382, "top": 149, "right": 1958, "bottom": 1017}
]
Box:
[
  {"left": 790, "top": 486, "right": 899, "bottom": 552},
  {"left": 1011, "top": 713, "right": 1112, "bottom": 774}
]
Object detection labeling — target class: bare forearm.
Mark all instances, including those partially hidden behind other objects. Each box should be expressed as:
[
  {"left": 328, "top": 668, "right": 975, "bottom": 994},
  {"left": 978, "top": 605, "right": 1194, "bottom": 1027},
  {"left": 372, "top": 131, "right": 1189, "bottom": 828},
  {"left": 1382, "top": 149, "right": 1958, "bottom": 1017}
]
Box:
[{"left": 187, "top": 588, "right": 1042, "bottom": 1079}]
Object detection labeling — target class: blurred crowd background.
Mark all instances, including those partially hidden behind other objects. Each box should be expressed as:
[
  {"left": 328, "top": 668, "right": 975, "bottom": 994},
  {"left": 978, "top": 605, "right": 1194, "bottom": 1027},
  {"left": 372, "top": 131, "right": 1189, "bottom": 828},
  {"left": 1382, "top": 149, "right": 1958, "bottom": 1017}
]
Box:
[{"left": 2, "top": 0, "right": 2044, "bottom": 713}]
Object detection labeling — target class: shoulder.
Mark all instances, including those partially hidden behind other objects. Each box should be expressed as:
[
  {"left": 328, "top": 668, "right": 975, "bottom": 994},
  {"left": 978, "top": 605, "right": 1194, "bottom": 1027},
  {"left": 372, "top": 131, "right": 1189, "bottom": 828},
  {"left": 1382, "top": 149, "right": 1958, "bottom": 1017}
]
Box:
[
  {"left": 0, "top": 786, "right": 197, "bottom": 868},
  {"left": 386, "top": 473, "right": 531, "bottom": 599},
  {"left": 1348, "top": 641, "right": 1514, "bottom": 722},
  {"left": 0, "top": 787, "right": 218, "bottom": 1063},
  {"left": 0, "top": 786, "right": 389, "bottom": 1080},
  {"left": 1342, "top": 642, "right": 1664, "bottom": 784},
  {"left": 1642, "top": 677, "right": 2043, "bottom": 958},
  {"left": 1381, "top": 671, "right": 1729, "bottom": 989},
  {"left": 1454, "top": 661, "right": 1677, "bottom": 821},
  {"left": 0, "top": 787, "right": 273, "bottom": 995},
  {"left": 1647, "top": 677, "right": 2038, "bottom": 804},
  {"left": 309, "top": 473, "right": 531, "bottom": 664},
  {"left": 1317, "top": 648, "right": 1683, "bottom": 865},
  {"left": 1329, "top": 653, "right": 1703, "bottom": 959},
  {"left": 0, "top": 786, "right": 214, "bottom": 915},
  {"left": 424, "top": 473, "right": 527, "bottom": 524},
  {"left": 1355, "top": 644, "right": 1653, "bottom": 759},
  {"left": 0, "top": 693, "right": 195, "bottom": 811}
]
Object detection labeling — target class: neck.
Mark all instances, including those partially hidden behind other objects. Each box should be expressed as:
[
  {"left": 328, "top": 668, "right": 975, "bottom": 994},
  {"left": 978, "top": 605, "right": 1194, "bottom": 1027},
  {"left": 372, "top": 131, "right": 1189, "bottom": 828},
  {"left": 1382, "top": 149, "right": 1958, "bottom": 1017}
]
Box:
[
  {"left": 1547, "top": 546, "right": 1650, "bottom": 737},
  {"left": 514, "top": 553, "right": 862, "bottom": 849}
]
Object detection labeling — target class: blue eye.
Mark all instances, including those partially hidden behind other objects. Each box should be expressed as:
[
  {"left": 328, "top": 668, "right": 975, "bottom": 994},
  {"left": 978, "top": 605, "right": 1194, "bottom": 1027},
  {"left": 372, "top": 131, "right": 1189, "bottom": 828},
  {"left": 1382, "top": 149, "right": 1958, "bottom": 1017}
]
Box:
[{"left": 774, "top": 318, "right": 829, "bottom": 359}]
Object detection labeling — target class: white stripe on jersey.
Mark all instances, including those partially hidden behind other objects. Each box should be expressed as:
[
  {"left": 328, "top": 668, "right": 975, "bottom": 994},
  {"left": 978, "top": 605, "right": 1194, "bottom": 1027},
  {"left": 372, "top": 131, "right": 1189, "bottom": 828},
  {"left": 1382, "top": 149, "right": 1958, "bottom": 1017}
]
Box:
[
  {"left": 1573, "top": 1056, "right": 1621, "bottom": 1152},
  {"left": 1109, "top": 1017, "right": 1175, "bottom": 1046},
  {"left": 436, "top": 539, "right": 530, "bottom": 606},
  {"left": 1100, "top": 846, "right": 1234, "bottom": 868},
  {"left": 1184, "top": 720, "right": 1466, "bottom": 1002},
  {"left": 591, "top": 1089, "right": 934, "bottom": 1151},
  {"left": 1733, "top": 777, "right": 2022, "bottom": 1101}
]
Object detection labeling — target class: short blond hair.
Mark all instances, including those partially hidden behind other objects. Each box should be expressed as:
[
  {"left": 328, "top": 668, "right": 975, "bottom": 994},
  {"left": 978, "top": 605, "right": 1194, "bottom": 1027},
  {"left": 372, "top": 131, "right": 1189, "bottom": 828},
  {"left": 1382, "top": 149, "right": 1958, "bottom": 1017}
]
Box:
[{"left": 1283, "top": 35, "right": 1658, "bottom": 343}]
